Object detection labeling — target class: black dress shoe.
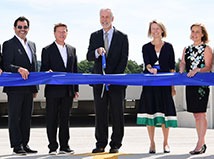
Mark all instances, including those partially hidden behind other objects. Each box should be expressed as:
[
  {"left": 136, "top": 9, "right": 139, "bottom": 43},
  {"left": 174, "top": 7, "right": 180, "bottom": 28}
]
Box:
[
  {"left": 149, "top": 149, "right": 156, "bottom": 154},
  {"left": 109, "top": 148, "right": 119, "bottom": 153},
  {"left": 92, "top": 147, "right": 105, "bottom": 153},
  {"left": 163, "top": 145, "right": 170, "bottom": 153},
  {"left": 13, "top": 147, "right": 27, "bottom": 155},
  {"left": 189, "top": 144, "right": 207, "bottom": 155},
  {"left": 23, "top": 145, "right": 38, "bottom": 153},
  {"left": 59, "top": 148, "right": 74, "bottom": 154}
]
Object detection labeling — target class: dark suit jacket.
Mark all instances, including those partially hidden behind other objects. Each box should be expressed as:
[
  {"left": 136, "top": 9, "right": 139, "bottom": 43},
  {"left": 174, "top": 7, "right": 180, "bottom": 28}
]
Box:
[
  {"left": 87, "top": 28, "right": 128, "bottom": 89},
  {"left": 87, "top": 28, "right": 128, "bottom": 75},
  {"left": 40, "top": 42, "right": 78, "bottom": 98},
  {"left": 2, "top": 36, "right": 38, "bottom": 93}
]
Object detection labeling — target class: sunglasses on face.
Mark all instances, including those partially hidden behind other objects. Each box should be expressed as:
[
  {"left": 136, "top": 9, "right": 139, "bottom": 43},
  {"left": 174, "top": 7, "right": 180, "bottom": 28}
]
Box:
[{"left": 17, "top": 25, "right": 29, "bottom": 29}]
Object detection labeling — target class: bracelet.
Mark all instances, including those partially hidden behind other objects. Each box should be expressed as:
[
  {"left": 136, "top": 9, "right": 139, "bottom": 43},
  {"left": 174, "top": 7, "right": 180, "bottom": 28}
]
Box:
[{"left": 147, "top": 67, "right": 152, "bottom": 70}]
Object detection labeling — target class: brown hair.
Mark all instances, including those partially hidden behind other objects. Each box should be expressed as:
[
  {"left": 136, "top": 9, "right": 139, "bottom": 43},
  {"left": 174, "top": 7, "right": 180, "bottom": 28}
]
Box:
[
  {"left": 148, "top": 20, "right": 167, "bottom": 38},
  {"left": 54, "top": 23, "right": 68, "bottom": 32},
  {"left": 190, "top": 23, "right": 209, "bottom": 43}
]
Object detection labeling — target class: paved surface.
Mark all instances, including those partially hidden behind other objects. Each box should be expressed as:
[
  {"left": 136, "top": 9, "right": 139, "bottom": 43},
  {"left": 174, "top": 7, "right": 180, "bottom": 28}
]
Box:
[{"left": 0, "top": 126, "right": 214, "bottom": 159}]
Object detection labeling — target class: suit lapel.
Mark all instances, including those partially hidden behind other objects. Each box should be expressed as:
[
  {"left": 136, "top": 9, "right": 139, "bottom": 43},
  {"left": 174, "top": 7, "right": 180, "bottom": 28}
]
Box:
[
  {"left": 13, "top": 36, "right": 31, "bottom": 64},
  {"left": 66, "top": 45, "right": 73, "bottom": 71},
  {"left": 28, "top": 42, "right": 36, "bottom": 64},
  {"left": 107, "top": 28, "right": 118, "bottom": 57},
  {"left": 99, "top": 29, "right": 104, "bottom": 48}
]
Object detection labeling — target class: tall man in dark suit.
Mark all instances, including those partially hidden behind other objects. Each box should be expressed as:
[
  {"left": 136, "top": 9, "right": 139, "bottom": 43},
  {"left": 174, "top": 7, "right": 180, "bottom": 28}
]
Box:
[
  {"left": 40, "top": 23, "right": 79, "bottom": 155},
  {"left": 87, "top": 8, "right": 129, "bottom": 153},
  {"left": 2, "top": 16, "right": 38, "bottom": 155}
]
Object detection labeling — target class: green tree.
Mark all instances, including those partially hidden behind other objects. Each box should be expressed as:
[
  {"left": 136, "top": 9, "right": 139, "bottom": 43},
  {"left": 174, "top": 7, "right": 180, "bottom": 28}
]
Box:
[
  {"left": 77, "top": 59, "right": 143, "bottom": 74},
  {"left": 175, "top": 58, "right": 181, "bottom": 72},
  {"left": 125, "top": 60, "right": 143, "bottom": 74},
  {"left": 78, "top": 60, "right": 94, "bottom": 73},
  {"left": 37, "top": 61, "right": 41, "bottom": 71}
]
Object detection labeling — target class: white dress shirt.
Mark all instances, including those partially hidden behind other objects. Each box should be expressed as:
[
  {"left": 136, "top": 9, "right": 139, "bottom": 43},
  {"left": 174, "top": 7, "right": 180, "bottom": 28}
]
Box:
[
  {"left": 95, "top": 27, "right": 114, "bottom": 58},
  {"left": 15, "top": 35, "right": 32, "bottom": 63},
  {"left": 155, "top": 52, "right": 160, "bottom": 65},
  {"left": 55, "top": 42, "right": 68, "bottom": 68}
]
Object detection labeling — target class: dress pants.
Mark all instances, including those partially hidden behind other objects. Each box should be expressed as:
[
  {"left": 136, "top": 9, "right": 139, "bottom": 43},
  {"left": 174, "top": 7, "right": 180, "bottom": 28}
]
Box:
[
  {"left": 7, "top": 92, "right": 33, "bottom": 148},
  {"left": 46, "top": 96, "right": 73, "bottom": 151},
  {"left": 93, "top": 85, "right": 125, "bottom": 149}
]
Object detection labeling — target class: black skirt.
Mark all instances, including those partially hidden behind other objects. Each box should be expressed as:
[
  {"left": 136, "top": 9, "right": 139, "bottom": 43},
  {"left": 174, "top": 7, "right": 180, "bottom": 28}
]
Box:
[
  {"left": 186, "top": 86, "right": 210, "bottom": 113},
  {"left": 137, "top": 86, "right": 177, "bottom": 128}
]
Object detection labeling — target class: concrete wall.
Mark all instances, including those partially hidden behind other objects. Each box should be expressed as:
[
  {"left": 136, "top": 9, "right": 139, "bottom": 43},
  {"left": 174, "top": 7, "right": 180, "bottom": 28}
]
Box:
[
  {"left": 176, "top": 86, "right": 214, "bottom": 129},
  {"left": 0, "top": 85, "right": 213, "bottom": 128}
]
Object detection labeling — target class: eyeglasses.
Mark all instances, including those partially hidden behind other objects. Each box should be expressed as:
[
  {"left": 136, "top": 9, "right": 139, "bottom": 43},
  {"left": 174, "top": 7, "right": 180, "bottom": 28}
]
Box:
[{"left": 17, "top": 25, "right": 29, "bottom": 29}]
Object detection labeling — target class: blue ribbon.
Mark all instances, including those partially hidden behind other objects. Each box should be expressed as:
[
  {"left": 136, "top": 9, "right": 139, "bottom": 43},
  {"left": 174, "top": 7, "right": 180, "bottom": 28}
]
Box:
[
  {"left": 153, "top": 65, "right": 160, "bottom": 70},
  {"left": 102, "top": 52, "right": 109, "bottom": 91},
  {"left": 0, "top": 72, "right": 214, "bottom": 86},
  {"left": 102, "top": 52, "right": 106, "bottom": 69}
]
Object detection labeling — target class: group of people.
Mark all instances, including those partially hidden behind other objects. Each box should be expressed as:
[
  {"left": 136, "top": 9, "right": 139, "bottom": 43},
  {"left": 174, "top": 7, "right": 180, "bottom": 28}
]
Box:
[
  {"left": 0, "top": 7, "right": 212, "bottom": 156},
  {"left": 136, "top": 21, "right": 212, "bottom": 155},
  {"left": 0, "top": 17, "right": 79, "bottom": 155}
]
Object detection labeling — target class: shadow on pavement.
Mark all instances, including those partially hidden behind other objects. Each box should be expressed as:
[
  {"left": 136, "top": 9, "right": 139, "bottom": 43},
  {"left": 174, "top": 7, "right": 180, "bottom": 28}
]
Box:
[{"left": 0, "top": 152, "right": 213, "bottom": 159}]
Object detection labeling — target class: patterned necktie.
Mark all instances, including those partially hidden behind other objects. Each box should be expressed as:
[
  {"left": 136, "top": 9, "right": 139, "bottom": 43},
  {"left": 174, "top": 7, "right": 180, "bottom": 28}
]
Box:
[{"left": 104, "top": 32, "right": 109, "bottom": 55}]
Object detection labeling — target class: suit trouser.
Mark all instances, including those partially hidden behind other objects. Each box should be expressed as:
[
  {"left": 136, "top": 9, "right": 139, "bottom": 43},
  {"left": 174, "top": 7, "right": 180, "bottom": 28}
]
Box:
[
  {"left": 46, "top": 96, "right": 73, "bottom": 151},
  {"left": 93, "top": 85, "right": 125, "bottom": 149},
  {"left": 7, "top": 92, "right": 33, "bottom": 148}
]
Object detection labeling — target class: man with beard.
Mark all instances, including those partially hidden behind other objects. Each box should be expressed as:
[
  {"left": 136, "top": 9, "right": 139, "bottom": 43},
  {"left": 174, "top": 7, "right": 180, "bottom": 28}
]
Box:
[{"left": 87, "top": 8, "right": 129, "bottom": 153}]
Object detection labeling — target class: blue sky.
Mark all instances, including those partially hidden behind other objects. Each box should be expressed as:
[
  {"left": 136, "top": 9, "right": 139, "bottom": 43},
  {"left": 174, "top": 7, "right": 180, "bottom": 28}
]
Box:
[{"left": 0, "top": 0, "right": 214, "bottom": 64}]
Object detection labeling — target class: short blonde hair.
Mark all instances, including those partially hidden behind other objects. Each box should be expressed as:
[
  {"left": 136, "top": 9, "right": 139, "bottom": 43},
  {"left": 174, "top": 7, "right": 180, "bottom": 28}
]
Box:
[
  {"left": 148, "top": 20, "right": 167, "bottom": 38},
  {"left": 190, "top": 23, "right": 209, "bottom": 43}
]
